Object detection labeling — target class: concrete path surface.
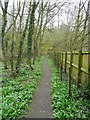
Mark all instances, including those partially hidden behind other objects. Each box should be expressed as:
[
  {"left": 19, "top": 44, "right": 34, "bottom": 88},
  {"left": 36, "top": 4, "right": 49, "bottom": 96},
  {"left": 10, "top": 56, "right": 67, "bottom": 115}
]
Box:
[{"left": 24, "top": 57, "right": 53, "bottom": 118}]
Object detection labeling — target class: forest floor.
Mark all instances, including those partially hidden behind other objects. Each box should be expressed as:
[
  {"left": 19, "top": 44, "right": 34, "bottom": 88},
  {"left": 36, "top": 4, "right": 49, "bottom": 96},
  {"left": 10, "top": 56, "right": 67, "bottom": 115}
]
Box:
[{"left": 24, "top": 57, "right": 53, "bottom": 118}]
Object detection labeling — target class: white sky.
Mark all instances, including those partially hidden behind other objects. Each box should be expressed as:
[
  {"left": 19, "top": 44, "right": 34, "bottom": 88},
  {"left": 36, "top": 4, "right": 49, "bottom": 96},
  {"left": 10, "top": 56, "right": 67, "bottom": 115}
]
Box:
[{"left": 0, "top": 0, "right": 88, "bottom": 27}]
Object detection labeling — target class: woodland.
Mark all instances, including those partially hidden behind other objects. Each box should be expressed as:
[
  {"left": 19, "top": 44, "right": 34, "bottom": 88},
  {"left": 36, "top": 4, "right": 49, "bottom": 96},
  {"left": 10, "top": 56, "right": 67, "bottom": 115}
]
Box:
[{"left": 0, "top": 0, "right": 89, "bottom": 119}]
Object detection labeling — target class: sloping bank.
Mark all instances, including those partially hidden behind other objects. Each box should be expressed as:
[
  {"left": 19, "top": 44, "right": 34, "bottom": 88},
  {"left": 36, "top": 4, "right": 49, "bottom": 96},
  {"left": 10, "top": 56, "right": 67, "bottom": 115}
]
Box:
[
  {"left": 47, "top": 57, "right": 89, "bottom": 119},
  {"left": 2, "top": 56, "right": 44, "bottom": 119}
]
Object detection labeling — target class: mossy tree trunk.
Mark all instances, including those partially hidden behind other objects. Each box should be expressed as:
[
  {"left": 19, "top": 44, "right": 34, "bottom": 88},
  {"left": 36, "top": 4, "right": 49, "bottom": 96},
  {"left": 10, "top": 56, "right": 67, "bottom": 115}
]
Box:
[
  {"left": 2, "top": 1, "right": 8, "bottom": 69},
  {"left": 27, "top": 2, "right": 36, "bottom": 70}
]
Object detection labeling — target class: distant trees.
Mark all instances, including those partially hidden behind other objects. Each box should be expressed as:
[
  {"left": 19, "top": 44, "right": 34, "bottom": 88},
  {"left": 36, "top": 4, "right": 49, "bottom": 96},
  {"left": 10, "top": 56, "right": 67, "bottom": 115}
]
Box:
[
  {"left": 43, "top": 0, "right": 88, "bottom": 53},
  {"left": 1, "top": 0, "right": 67, "bottom": 75},
  {"left": 73, "top": 0, "right": 88, "bottom": 51},
  {"left": 1, "top": 0, "right": 88, "bottom": 75}
]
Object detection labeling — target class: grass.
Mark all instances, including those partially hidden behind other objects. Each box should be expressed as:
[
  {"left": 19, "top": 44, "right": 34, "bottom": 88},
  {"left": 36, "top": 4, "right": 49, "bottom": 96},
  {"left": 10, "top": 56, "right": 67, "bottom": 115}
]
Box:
[
  {"left": 2, "top": 56, "right": 44, "bottom": 119},
  {"left": 47, "top": 57, "right": 90, "bottom": 119}
]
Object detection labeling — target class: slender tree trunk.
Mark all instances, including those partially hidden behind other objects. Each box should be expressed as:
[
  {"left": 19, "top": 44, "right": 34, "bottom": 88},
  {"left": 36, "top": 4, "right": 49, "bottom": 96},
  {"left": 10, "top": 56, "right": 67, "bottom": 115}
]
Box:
[
  {"left": 33, "top": 3, "right": 42, "bottom": 64},
  {"left": 73, "top": 1, "right": 85, "bottom": 50},
  {"left": 80, "top": 7, "right": 88, "bottom": 50},
  {"left": 27, "top": 2, "right": 36, "bottom": 69},
  {"left": 2, "top": 2, "right": 8, "bottom": 69},
  {"left": 37, "top": 2, "right": 44, "bottom": 57},
  {"left": 15, "top": 1, "right": 27, "bottom": 72},
  {"left": 11, "top": 2, "right": 15, "bottom": 72},
  {"left": 37, "top": 4, "right": 49, "bottom": 57}
]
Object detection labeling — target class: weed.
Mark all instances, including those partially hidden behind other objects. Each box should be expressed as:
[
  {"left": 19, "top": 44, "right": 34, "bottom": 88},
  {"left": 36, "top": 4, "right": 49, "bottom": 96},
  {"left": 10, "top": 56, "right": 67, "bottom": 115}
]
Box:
[
  {"left": 47, "top": 57, "right": 90, "bottom": 119},
  {"left": 2, "top": 56, "right": 44, "bottom": 119}
]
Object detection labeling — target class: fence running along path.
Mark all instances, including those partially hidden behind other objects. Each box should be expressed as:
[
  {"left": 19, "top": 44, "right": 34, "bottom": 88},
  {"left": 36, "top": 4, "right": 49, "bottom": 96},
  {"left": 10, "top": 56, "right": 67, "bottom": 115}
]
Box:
[{"left": 48, "top": 50, "right": 90, "bottom": 88}]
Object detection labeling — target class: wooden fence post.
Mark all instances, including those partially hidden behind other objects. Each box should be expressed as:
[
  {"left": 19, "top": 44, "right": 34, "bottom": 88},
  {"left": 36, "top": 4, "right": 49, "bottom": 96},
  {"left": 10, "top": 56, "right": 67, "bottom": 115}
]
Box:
[
  {"left": 60, "top": 52, "right": 61, "bottom": 64},
  {"left": 56, "top": 52, "right": 58, "bottom": 67},
  {"left": 69, "top": 51, "right": 73, "bottom": 79},
  {"left": 54, "top": 51, "right": 56, "bottom": 66},
  {"left": 77, "top": 50, "right": 82, "bottom": 88},
  {"left": 88, "top": 1, "right": 90, "bottom": 81},
  {"left": 59, "top": 53, "right": 61, "bottom": 78},
  {"left": 70, "top": 51, "right": 73, "bottom": 68},
  {"left": 88, "top": 53, "right": 90, "bottom": 81},
  {"left": 57, "top": 53, "right": 59, "bottom": 73},
  {"left": 68, "top": 67, "right": 71, "bottom": 98},
  {"left": 60, "top": 52, "right": 63, "bottom": 81},
  {"left": 58, "top": 53, "right": 60, "bottom": 74},
  {"left": 64, "top": 52, "right": 67, "bottom": 73},
  {"left": 62, "top": 52, "right": 63, "bottom": 70}
]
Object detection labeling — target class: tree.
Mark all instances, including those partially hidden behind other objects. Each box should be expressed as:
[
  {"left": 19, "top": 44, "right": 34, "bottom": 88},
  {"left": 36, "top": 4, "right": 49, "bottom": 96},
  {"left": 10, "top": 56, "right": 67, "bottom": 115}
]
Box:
[
  {"left": 27, "top": 1, "right": 36, "bottom": 70},
  {"left": 1, "top": 0, "right": 9, "bottom": 69},
  {"left": 15, "top": 1, "right": 27, "bottom": 72}
]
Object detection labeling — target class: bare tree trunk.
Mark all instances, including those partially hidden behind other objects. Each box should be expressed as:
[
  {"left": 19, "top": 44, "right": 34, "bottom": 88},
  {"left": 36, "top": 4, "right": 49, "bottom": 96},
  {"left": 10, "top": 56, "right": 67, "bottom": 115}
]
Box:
[
  {"left": 80, "top": 7, "right": 88, "bottom": 50},
  {"left": 11, "top": 2, "right": 15, "bottom": 72},
  {"left": 33, "top": 3, "right": 42, "bottom": 64},
  {"left": 15, "top": 1, "right": 26, "bottom": 73}
]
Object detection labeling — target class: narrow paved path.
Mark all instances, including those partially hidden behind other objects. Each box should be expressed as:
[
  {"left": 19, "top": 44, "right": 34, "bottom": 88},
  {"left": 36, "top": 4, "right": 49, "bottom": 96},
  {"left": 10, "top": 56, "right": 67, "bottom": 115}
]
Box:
[{"left": 24, "top": 57, "right": 53, "bottom": 118}]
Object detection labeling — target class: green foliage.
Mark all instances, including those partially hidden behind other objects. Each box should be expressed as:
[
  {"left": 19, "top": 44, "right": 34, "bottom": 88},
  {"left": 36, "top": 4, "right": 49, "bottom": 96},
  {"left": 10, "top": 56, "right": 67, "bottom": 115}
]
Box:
[
  {"left": 79, "top": 80, "right": 90, "bottom": 100},
  {"left": 2, "top": 56, "right": 44, "bottom": 119},
  {"left": 42, "top": 25, "right": 72, "bottom": 53},
  {"left": 47, "top": 57, "right": 90, "bottom": 119}
]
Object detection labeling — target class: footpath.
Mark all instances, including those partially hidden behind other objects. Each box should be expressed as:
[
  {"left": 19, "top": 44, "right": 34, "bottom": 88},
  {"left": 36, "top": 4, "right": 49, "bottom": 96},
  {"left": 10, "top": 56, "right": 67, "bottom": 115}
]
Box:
[{"left": 24, "top": 57, "right": 53, "bottom": 118}]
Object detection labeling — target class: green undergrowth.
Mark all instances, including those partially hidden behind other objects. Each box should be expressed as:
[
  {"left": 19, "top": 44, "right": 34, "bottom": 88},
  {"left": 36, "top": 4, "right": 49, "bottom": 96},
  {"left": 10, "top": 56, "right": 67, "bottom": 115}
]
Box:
[
  {"left": 47, "top": 57, "right": 90, "bottom": 119},
  {"left": 2, "top": 56, "right": 44, "bottom": 119}
]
